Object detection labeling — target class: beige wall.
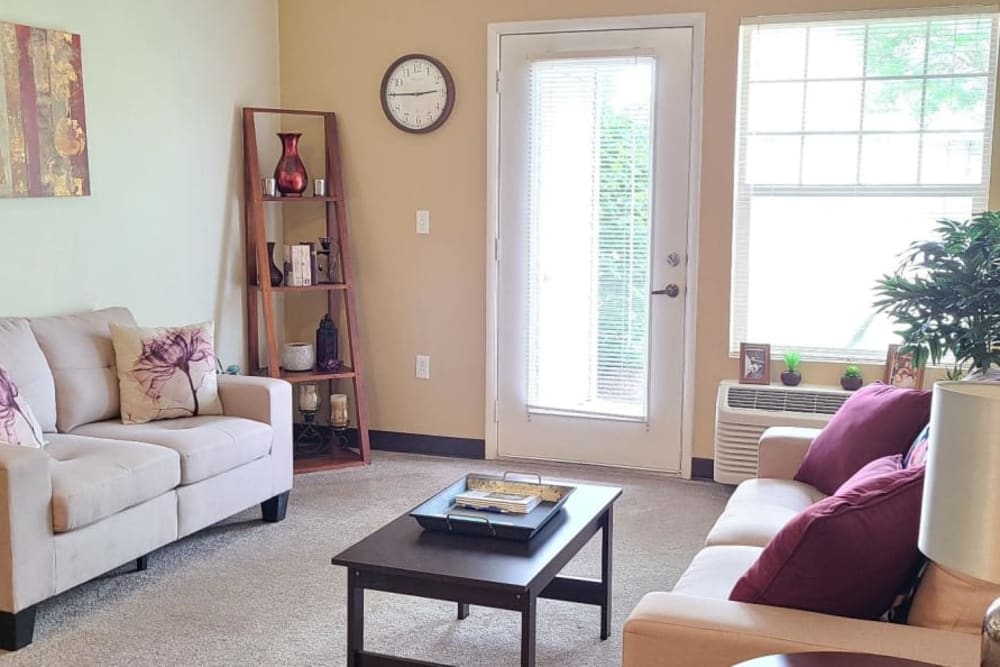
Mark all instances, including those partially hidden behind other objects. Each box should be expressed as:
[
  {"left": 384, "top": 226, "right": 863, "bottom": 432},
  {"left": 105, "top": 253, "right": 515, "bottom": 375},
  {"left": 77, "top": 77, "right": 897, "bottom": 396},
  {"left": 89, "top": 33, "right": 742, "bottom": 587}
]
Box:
[
  {"left": 278, "top": 0, "right": 997, "bottom": 459},
  {"left": 0, "top": 0, "right": 280, "bottom": 368}
]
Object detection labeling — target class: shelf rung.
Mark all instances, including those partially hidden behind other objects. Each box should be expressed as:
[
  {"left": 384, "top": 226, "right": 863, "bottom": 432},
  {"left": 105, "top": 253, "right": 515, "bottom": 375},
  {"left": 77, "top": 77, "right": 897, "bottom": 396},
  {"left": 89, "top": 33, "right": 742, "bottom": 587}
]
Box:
[
  {"left": 260, "top": 195, "right": 337, "bottom": 203},
  {"left": 252, "top": 283, "right": 349, "bottom": 293},
  {"left": 245, "top": 107, "right": 332, "bottom": 117},
  {"left": 258, "top": 367, "right": 358, "bottom": 383}
]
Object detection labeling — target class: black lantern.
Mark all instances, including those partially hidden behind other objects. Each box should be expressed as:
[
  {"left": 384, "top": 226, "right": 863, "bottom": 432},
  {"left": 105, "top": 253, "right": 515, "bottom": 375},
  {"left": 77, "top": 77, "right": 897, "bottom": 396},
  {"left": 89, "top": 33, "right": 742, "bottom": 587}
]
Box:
[{"left": 316, "top": 314, "right": 340, "bottom": 372}]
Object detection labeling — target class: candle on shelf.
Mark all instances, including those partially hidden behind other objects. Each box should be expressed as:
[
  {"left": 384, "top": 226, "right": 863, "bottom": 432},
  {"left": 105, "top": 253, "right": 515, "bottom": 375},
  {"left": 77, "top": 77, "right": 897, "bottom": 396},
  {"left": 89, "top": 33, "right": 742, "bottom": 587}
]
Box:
[
  {"left": 330, "top": 393, "right": 349, "bottom": 428},
  {"left": 298, "top": 384, "right": 320, "bottom": 413}
]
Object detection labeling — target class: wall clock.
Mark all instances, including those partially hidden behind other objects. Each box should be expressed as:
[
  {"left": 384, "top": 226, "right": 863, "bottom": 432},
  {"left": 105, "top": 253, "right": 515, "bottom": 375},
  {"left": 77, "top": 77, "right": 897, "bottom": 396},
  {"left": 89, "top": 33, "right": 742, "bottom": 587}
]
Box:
[{"left": 380, "top": 54, "right": 455, "bottom": 134}]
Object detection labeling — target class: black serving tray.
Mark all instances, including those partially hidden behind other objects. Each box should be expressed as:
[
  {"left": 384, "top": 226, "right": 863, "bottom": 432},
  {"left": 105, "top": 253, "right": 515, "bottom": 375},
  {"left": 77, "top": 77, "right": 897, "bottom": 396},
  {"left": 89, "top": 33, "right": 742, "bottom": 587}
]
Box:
[{"left": 409, "top": 473, "right": 575, "bottom": 541}]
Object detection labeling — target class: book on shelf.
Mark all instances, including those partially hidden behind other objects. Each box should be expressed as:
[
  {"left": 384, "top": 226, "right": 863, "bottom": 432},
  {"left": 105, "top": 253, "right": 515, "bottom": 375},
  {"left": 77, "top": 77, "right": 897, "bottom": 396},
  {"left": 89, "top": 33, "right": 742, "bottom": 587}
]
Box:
[
  {"left": 454, "top": 489, "right": 541, "bottom": 514},
  {"left": 283, "top": 244, "right": 313, "bottom": 286}
]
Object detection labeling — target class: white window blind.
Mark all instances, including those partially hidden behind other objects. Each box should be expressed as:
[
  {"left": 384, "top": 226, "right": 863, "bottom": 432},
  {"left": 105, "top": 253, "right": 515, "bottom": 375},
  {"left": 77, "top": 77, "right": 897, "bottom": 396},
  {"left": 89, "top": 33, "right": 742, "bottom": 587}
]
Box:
[
  {"left": 526, "top": 56, "right": 655, "bottom": 420},
  {"left": 732, "top": 10, "right": 998, "bottom": 360}
]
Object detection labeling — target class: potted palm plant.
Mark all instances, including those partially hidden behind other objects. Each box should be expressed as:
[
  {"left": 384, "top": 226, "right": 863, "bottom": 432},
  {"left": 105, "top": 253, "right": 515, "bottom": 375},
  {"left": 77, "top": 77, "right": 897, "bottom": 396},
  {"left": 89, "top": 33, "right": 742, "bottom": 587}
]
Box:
[
  {"left": 781, "top": 351, "right": 803, "bottom": 386},
  {"left": 841, "top": 365, "right": 863, "bottom": 391},
  {"left": 874, "top": 212, "right": 1000, "bottom": 378}
]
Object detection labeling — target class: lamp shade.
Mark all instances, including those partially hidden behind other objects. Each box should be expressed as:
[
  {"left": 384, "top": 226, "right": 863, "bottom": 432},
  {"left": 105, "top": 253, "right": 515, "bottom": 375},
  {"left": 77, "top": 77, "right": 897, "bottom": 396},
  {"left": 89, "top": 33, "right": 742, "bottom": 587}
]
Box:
[{"left": 919, "top": 382, "right": 1000, "bottom": 583}]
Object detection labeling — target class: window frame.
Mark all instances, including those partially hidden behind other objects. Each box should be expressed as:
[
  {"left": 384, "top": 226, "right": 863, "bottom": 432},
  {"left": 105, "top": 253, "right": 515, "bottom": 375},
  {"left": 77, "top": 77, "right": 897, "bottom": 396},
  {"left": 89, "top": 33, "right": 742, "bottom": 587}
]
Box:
[{"left": 730, "top": 7, "right": 999, "bottom": 362}]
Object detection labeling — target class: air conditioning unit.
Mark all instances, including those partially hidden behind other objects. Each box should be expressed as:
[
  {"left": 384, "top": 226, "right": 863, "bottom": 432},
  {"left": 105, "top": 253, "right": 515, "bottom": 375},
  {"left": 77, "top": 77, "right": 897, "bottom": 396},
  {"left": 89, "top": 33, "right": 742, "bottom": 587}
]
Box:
[{"left": 714, "top": 381, "right": 849, "bottom": 484}]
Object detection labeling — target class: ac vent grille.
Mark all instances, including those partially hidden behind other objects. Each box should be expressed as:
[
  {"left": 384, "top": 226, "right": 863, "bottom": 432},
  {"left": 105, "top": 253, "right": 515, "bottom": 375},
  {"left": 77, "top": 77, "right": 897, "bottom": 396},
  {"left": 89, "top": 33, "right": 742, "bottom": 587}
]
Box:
[{"left": 727, "top": 387, "right": 848, "bottom": 416}]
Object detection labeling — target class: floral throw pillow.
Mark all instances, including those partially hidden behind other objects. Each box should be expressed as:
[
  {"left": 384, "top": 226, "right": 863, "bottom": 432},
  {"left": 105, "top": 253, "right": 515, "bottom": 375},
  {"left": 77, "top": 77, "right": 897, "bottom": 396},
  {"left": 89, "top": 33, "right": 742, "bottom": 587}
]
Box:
[
  {"left": 110, "top": 322, "right": 223, "bottom": 425},
  {"left": 0, "top": 364, "right": 45, "bottom": 448}
]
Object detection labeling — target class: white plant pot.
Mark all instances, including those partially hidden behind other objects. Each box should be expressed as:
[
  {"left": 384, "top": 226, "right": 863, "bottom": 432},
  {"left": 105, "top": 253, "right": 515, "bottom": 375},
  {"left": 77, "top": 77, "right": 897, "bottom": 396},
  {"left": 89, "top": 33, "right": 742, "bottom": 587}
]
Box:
[{"left": 282, "top": 342, "right": 315, "bottom": 372}]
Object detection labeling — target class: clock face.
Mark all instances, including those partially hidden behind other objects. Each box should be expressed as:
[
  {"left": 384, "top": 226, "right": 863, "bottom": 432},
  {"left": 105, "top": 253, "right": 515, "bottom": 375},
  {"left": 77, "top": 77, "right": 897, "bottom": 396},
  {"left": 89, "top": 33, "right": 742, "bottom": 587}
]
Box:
[{"left": 380, "top": 54, "right": 455, "bottom": 133}]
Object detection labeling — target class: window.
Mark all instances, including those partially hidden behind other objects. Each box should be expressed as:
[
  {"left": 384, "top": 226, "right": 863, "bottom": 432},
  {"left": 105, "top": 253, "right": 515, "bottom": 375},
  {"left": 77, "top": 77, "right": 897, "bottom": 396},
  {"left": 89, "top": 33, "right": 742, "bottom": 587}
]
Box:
[
  {"left": 731, "top": 10, "right": 998, "bottom": 359},
  {"left": 527, "top": 57, "right": 655, "bottom": 419}
]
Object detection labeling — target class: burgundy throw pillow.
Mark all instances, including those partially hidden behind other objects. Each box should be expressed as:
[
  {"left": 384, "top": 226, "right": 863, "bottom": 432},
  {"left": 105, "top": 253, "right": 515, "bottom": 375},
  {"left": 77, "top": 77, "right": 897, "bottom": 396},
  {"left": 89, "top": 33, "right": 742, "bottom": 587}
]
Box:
[
  {"left": 730, "top": 458, "right": 925, "bottom": 619},
  {"left": 794, "top": 382, "right": 931, "bottom": 494},
  {"left": 834, "top": 454, "right": 903, "bottom": 495}
]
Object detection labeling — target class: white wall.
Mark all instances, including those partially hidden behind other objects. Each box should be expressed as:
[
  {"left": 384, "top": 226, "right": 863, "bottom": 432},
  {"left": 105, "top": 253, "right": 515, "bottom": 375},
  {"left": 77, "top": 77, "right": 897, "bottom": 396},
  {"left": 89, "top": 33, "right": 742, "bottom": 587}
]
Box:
[{"left": 0, "top": 0, "right": 280, "bottom": 368}]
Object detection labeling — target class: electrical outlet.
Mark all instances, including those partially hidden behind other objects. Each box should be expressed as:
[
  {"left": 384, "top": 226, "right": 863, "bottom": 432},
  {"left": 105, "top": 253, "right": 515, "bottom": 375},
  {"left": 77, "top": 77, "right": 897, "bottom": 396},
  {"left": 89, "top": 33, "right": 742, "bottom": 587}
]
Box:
[
  {"left": 415, "top": 354, "right": 430, "bottom": 380},
  {"left": 416, "top": 210, "right": 430, "bottom": 235}
]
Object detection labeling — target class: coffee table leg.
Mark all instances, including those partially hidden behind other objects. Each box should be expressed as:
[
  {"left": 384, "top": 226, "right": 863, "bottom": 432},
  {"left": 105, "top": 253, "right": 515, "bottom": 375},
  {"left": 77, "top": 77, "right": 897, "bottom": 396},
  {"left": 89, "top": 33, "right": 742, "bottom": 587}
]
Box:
[
  {"left": 347, "top": 569, "right": 364, "bottom": 667},
  {"left": 521, "top": 595, "right": 536, "bottom": 667},
  {"left": 600, "top": 506, "right": 614, "bottom": 641},
  {"left": 457, "top": 602, "right": 469, "bottom": 620}
]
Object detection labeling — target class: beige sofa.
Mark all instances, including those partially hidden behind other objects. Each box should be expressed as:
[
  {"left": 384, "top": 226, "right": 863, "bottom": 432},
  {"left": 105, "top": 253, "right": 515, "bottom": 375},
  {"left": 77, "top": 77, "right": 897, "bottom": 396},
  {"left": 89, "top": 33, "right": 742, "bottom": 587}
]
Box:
[
  {"left": 0, "top": 308, "right": 292, "bottom": 650},
  {"left": 623, "top": 427, "right": 981, "bottom": 667}
]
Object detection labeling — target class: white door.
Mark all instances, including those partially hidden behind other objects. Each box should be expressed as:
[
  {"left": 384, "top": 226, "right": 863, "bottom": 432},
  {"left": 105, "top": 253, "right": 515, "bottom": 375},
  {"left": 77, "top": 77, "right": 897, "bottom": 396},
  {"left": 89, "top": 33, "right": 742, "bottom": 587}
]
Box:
[{"left": 496, "top": 27, "right": 694, "bottom": 472}]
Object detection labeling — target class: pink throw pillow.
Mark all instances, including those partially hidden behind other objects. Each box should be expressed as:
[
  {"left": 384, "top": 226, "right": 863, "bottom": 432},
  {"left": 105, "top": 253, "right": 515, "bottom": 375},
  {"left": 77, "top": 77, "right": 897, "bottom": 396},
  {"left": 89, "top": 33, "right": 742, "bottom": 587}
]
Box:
[
  {"left": 795, "top": 382, "right": 930, "bottom": 494},
  {"left": 730, "top": 456, "right": 925, "bottom": 619},
  {"left": 0, "top": 364, "right": 45, "bottom": 448}
]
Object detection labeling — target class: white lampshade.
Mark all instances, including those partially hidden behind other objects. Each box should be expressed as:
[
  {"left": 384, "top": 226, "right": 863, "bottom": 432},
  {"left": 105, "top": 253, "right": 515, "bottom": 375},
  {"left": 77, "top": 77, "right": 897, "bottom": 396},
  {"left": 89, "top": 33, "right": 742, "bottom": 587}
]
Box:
[{"left": 919, "top": 381, "right": 1000, "bottom": 584}]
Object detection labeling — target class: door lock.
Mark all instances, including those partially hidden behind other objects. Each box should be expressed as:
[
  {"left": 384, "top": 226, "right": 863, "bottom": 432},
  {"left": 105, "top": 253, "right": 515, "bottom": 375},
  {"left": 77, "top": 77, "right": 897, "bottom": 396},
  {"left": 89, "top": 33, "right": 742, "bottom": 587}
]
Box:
[
  {"left": 666, "top": 252, "right": 681, "bottom": 267},
  {"left": 652, "top": 284, "right": 680, "bottom": 298}
]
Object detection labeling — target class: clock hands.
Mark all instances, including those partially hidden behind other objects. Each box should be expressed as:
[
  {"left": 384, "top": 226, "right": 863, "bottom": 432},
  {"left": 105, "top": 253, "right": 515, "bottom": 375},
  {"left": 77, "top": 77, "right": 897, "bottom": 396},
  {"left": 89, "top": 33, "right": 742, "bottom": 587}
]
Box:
[{"left": 387, "top": 90, "right": 439, "bottom": 97}]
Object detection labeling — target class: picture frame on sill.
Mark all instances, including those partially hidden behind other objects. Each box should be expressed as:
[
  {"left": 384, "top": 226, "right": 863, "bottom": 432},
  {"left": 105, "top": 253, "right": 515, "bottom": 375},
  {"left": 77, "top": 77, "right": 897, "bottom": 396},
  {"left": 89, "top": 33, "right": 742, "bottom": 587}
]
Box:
[
  {"left": 739, "top": 343, "right": 771, "bottom": 385},
  {"left": 884, "top": 344, "right": 925, "bottom": 389}
]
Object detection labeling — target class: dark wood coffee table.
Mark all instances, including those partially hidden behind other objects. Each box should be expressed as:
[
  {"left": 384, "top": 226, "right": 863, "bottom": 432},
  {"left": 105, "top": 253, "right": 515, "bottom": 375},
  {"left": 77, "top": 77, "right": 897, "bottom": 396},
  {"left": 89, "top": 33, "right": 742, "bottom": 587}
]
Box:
[{"left": 332, "top": 481, "right": 622, "bottom": 667}]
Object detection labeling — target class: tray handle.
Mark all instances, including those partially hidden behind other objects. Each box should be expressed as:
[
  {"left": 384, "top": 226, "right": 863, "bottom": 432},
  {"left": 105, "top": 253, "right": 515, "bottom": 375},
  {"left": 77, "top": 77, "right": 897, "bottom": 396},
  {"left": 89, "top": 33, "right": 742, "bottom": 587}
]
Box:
[
  {"left": 446, "top": 512, "right": 496, "bottom": 537},
  {"left": 502, "top": 471, "right": 542, "bottom": 485}
]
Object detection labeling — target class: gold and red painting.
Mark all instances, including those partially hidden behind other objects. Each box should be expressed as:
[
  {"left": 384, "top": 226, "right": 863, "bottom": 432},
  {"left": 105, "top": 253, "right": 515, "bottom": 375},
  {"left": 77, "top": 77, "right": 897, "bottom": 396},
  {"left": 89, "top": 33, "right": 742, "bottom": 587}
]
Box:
[{"left": 0, "top": 22, "right": 90, "bottom": 198}]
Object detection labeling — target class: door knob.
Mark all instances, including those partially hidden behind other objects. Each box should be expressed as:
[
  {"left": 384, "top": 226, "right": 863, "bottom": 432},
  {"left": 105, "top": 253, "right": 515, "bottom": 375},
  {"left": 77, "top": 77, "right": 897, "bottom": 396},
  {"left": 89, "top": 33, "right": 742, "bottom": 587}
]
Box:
[{"left": 652, "top": 284, "right": 680, "bottom": 298}]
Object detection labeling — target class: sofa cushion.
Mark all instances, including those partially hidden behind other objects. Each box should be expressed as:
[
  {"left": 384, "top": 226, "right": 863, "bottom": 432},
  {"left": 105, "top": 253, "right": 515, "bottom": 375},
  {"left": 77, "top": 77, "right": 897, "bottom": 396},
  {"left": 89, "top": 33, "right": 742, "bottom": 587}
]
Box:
[
  {"left": 46, "top": 433, "right": 180, "bottom": 533},
  {"left": 109, "top": 321, "right": 223, "bottom": 424},
  {"left": 909, "top": 563, "right": 1000, "bottom": 633},
  {"left": 794, "top": 382, "right": 931, "bottom": 495},
  {"left": 0, "top": 363, "right": 46, "bottom": 448},
  {"left": 730, "top": 458, "right": 925, "bottom": 619},
  {"left": 706, "top": 479, "right": 826, "bottom": 548},
  {"left": 673, "top": 546, "right": 764, "bottom": 600},
  {"left": 72, "top": 416, "right": 272, "bottom": 484},
  {"left": 0, "top": 318, "right": 57, "bottom": 432},
  {"left": 30, "top": 307, "right": 137, "bottom": 432}
]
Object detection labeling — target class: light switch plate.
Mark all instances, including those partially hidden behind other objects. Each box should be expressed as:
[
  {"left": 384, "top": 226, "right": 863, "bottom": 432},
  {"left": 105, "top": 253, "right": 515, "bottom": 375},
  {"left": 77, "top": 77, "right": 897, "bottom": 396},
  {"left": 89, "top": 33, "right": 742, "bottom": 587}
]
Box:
[
  {"left": 416, "top": 210, "right": 430, "bottom": 235},
  {"left": 415, "top": 354, "right": 430, "bottom": 379}
]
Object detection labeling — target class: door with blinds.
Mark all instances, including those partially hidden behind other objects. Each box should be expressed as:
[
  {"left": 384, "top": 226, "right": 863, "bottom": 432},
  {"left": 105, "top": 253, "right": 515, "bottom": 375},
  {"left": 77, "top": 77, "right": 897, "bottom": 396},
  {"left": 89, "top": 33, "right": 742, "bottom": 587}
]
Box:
[{"left": 496, "top": 27, "right": 694, "bottom": 471}]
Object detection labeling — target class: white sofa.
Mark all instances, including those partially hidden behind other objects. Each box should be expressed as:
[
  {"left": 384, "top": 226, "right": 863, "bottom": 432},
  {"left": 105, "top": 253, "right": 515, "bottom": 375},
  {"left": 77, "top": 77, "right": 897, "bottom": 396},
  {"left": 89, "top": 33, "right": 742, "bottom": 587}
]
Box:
[
  {"left": 0, "top": 308, "right": 293, "bottom": 650},
  {"left": 623, "top": 427, "right": 982, "bottom": 666}
]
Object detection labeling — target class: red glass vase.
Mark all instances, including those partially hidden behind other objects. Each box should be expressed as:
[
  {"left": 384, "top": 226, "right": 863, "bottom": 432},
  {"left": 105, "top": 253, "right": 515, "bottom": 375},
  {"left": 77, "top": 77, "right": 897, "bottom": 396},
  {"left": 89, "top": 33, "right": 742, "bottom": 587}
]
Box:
[{"left": 273, "top": 132, "right": 308, "bottom": 197}]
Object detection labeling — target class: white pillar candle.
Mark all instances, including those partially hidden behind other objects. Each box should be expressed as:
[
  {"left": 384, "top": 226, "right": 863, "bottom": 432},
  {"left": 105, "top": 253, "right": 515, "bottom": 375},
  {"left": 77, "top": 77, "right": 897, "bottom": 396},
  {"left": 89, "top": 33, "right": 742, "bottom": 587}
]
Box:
[
  {"left": 330, "top": 393, "right": 349, "bottom": 427},
  {"left": 298, "top": 384, "right": 319, "bottom": 412}
]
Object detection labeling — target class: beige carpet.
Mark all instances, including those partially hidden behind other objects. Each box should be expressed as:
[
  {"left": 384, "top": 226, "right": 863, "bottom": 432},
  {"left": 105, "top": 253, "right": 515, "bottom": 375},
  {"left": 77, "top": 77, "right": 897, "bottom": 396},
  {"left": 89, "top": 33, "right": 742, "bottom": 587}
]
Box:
[{"left": 3, "top": 452, "right": 730, "bottom": 666}]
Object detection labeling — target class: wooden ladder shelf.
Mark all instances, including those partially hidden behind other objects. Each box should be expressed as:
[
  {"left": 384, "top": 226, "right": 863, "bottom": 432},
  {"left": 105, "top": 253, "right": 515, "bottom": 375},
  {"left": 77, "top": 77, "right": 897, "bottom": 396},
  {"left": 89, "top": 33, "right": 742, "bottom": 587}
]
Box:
[{"left": 242, "top": 107, "right": 371, "bottom": 473}]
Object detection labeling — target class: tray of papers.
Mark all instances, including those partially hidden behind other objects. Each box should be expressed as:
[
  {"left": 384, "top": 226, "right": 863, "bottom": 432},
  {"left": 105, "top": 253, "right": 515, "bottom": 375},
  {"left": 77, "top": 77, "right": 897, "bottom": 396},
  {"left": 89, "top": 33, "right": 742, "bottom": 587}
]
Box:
[{"left": 409, "top": 473, "right": 575, "bottom": 541}]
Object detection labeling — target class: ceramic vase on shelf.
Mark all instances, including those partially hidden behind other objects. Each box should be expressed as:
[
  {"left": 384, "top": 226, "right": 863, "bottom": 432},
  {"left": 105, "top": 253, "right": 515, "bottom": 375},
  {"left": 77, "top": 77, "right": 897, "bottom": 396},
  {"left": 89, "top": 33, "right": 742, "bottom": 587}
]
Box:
[
  {"left": 266, "top": 241, "right": 283, "bottom": 287},
  {"left": 282, "top": 342, "right": 315, "bottom": 372},
  {"left": 273, "top": 132, "right": 308, "bottom": 197}
]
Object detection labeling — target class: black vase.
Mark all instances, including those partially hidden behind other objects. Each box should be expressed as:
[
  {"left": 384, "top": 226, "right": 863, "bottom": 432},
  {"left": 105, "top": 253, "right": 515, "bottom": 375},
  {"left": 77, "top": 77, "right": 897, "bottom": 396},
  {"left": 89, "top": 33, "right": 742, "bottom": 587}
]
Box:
[
  {"left": 266, "top": 242, "right": 283, "bottom": 287},
  {"left": 316, "top": 314, "right": 339, "bottom": 371}
]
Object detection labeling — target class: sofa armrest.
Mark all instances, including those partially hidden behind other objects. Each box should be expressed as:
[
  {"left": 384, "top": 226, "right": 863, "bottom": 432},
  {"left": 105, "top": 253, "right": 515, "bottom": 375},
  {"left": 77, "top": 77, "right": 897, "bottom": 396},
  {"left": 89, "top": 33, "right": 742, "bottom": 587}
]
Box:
[
  {"left": 0, "top": 447, "right": 55, "bottom": 613},
  {"left": 756, "top": 427, "right": 821, "bottom": 480},
  {"left": 623, "top": 593, "right": 978, "bottom": 667},
  {"left": 218, "top": 375, "right": 293, "bottom": 496}
]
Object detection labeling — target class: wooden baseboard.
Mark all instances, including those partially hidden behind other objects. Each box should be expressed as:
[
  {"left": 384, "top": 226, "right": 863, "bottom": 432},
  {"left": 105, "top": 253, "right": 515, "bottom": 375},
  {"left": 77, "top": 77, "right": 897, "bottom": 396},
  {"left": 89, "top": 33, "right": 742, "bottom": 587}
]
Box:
[
  {"left": 293, "top": 425, "right": 485, "bottom": 459},
  {"left": 294, "top": 425, "right": 710, "bottom": 472},
  {"left": 691, "top": 457, "right": 714, "bottom": 480}
]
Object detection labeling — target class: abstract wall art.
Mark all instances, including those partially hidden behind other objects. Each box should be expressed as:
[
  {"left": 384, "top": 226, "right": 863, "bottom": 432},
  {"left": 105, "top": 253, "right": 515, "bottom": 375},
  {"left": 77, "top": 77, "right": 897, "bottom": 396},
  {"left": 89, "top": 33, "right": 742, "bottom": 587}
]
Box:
[{"left": 0, "top": 22, "right": 90, "bottom": 198}]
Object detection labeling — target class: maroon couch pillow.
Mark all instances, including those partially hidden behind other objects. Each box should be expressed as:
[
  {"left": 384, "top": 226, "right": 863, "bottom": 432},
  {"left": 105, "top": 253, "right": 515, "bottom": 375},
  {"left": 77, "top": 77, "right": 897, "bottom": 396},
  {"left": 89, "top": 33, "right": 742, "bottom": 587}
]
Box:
[
  {"left": 730, "top": 457, "right": 925, "bottom": 619},
  {"left": 794, "top": 382, "right": 930, "bottom": 494}
]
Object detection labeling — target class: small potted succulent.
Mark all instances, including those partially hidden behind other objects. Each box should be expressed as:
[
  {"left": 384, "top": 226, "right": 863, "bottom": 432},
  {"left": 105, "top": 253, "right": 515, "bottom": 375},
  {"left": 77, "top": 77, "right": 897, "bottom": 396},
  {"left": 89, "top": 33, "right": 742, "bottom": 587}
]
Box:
[
  {"left": 841, "top": 365, "right": 863, "bottom": 391},
  {"left": 780, "top": 351, "right": 802, "bottom": 386}
]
